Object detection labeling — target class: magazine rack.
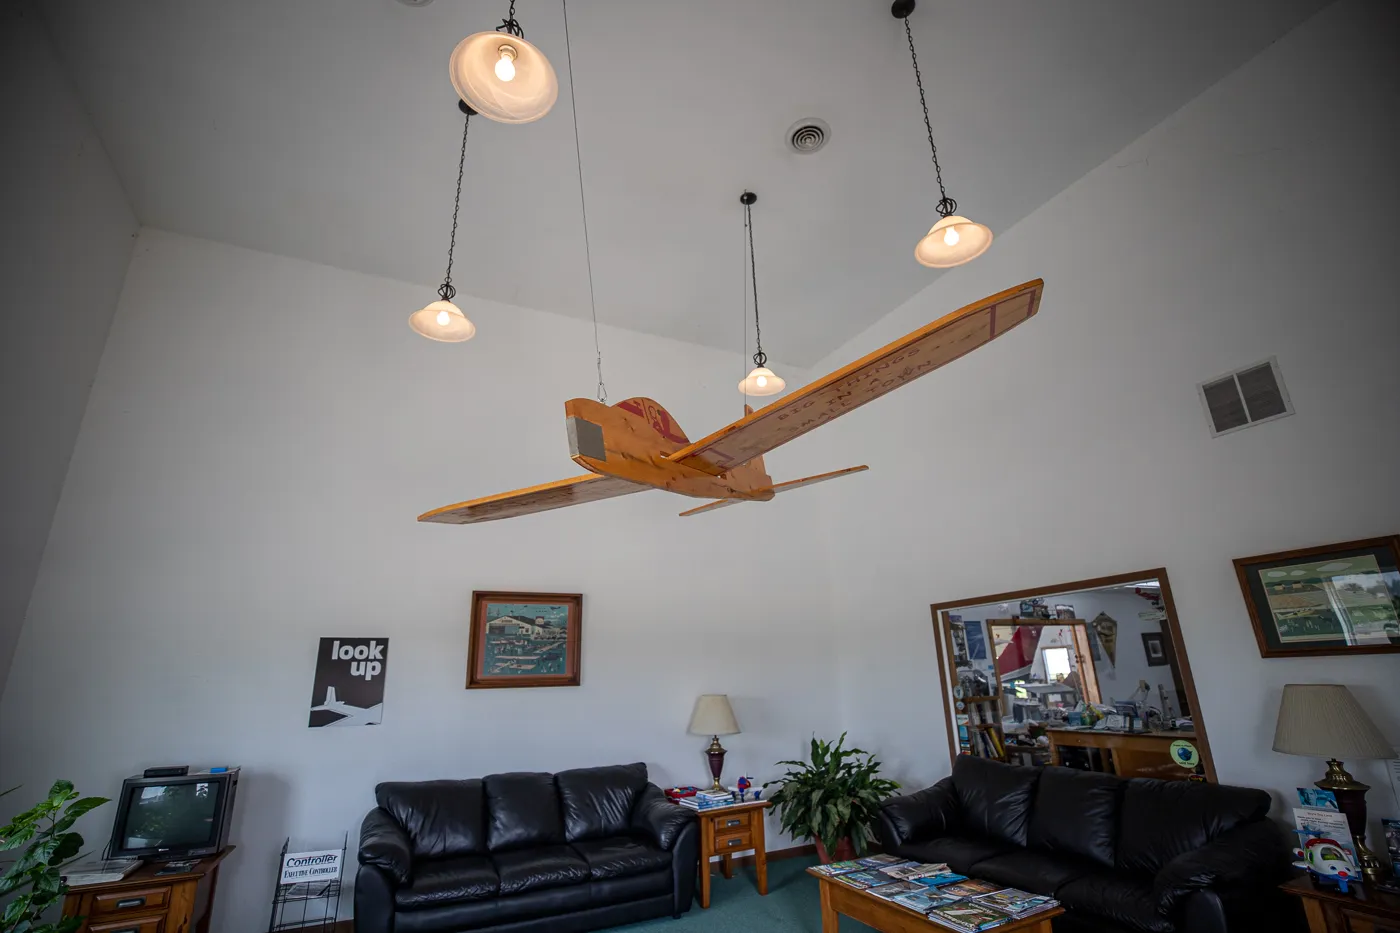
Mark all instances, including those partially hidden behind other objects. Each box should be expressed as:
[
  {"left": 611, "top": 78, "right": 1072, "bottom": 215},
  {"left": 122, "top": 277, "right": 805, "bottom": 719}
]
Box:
[{"left": 267, "top": 835, "right": 347, "bottom": 932}]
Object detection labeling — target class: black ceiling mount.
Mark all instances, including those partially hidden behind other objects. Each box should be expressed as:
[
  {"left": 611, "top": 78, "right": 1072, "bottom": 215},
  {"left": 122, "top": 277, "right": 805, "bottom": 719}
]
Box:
[
  {"left": 739, "top": 191, "right": 757, "bottom": 205},
  {"left": 891, "top": 0, "right": 915, "bottom": 19},
  {"left": 457, "top": 99, "right": 477, "bottom": 117}
]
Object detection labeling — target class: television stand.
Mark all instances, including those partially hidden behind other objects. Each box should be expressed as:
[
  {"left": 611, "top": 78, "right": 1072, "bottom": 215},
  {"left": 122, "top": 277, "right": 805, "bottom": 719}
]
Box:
[{"left": 61, "top": 846, "right": 234, "bottom": 933}]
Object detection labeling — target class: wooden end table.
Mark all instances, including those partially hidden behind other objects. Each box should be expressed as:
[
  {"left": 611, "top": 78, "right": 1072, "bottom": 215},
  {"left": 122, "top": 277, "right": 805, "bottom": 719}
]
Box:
[
  {"left": 688, "top": 799, "right": 769, "bottom": 908},
  {"left": 1282, "top": 873, "right": 1400, "bottom": 933},
  {"left": 809, "top": 869, "right": 1063, "bottom": 933},
  {"left": 62, "top": 846, "right": 234, "bottom": 933}
]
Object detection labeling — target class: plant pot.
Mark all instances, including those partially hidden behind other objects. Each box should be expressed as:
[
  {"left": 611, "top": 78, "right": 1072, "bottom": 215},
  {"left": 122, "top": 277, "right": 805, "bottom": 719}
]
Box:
[{"left": 813, "top": 837, "right": 857, "bottom": 864}]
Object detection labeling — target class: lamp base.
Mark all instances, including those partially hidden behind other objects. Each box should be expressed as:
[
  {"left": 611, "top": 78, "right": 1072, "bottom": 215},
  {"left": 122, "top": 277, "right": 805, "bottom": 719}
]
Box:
[
  {"left": 1315, "top": 760, "right": 1384, "bottom": 885},
  {"left": 706, "top": 735, "right": 726, "bottom": 792}
]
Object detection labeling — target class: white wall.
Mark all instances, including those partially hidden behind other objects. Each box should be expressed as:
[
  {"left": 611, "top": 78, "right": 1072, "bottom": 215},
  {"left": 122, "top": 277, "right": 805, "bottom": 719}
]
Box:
[
  {"left": 0, "top": 230, "right": 840, "bottom": 929},
  {"left": 0, "top": 2, "right": 136, "bottom": 692},
  {"left": 813, "top": 0, "right": 1400, "bottom": 828}
]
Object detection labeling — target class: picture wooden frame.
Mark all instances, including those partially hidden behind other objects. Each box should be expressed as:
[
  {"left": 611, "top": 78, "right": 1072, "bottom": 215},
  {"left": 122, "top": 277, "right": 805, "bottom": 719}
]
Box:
[
  {"left": 1141, "top": 632, "right": 1169, "bottom": 667},
  {"left": 1233, "top": 536, "right": 1400, "bottom": 658},
  {"left": 467, "top": 591, "right": 582, "bottom": 689}
]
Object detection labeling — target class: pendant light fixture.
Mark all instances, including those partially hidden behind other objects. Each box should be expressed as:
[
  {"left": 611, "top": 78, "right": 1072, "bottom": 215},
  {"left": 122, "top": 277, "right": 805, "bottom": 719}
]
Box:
[
  {"left": 409, "top": 101, "right": 478, "bottom": 342},
  {"left": 737, "top": 191, "right": 785, "bottom": 398},
  {"left": 893, "top": 0, "right": 992, "bottom": 269},
  {"left": 449, "top": 0, "right": 558, "bottom": 124}
]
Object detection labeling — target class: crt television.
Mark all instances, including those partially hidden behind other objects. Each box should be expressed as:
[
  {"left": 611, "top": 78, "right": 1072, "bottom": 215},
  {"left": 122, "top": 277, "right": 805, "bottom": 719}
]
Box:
[{"left": 107, "top": 770, "right": 239, "bottom": 860}]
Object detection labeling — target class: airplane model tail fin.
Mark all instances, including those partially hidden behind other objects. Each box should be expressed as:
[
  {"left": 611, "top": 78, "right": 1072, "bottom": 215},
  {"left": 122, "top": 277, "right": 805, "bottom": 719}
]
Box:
[
  {"left": 323, "top": 686, "right": 338, "bottom": 705},
  {"left": 678, "top": 465, "right": 868, "bottom": 517}
]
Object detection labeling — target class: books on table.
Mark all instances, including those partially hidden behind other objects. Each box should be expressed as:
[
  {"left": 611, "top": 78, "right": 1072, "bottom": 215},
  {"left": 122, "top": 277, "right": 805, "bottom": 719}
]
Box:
[
  {"left": 836, "top": 870, "right": 892, "bottom": 890},
  {"left": 882, "top": 861, "right": 952, "bottom": 881},
  {"left": 677, "top": 790, "right": 741, "bottom": 810},
  {"left": 809, "top": 860, "right": 863, "bottom": 877},
  {"left": 926, "top": 899, "right": 1013, "bottom": 931},
  {"left": 867, "top": 880, "right": 928, "bottom": 900},
  {"left": 938, "top": 879, "right": 1003, "bottom": 899},
  {"left": 893, "top": 889, "right": 963, "bottom": 913},
  {"left": 973, "top": 887, "right": 1058, "bottom": 918},
  {"left": 60, "top": 858, "right": 140, "bottom": 886}
]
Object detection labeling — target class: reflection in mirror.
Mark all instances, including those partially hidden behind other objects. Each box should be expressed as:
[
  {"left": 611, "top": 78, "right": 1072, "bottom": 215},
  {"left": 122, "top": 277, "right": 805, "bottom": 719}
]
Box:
[{"left": 931, "top": 569, "right": 1215, "bottom": 782}]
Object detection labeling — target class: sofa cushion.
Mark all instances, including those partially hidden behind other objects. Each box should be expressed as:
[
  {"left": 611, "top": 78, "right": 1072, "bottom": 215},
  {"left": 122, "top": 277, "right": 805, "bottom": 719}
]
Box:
[
  {"left": 1115, "top": 778, "right": 1270, "bottom": 876},
  {"left": 952, "top": 755, "right": 1040, "bottom": 846},
  {"left": 484, "top": 772, "right": 565, "bottom": 852},
  {"left": 492, "top": 844, "right": 590, "bottom": 896},
  {"left": 571, "top": 836, "right": 672, "bottom": 880},
  {"left": 1028, "top": 766, "right": 1122, "bottom": 868},
  {"left": 969, "top": 849, "right": 1097, "bottom": 896},
  {"left": 556, "top": 763, "right": 648, "bottom": 843},
  {"left": 393, "top": 855, "right": 498, "bottom": 911},
  {"left": 588, "top": 869, "right": 673, "bottom": 907},
  {"left": 1058, "top": 873, "right": 1174, "bottom": 933},
  {"left": 394, "top": 883, "right": 594, "bottom": 933},
  {"left": 892, "top": 835, "right": 1013, "bottom": 875},
  {"left": 376, "top": 779, "right": 486, "bottom": 859}
]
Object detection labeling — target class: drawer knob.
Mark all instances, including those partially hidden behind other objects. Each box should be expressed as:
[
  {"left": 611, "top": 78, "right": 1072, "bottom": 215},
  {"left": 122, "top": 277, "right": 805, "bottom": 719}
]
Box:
[
  {"left": 116, "top": 897, "right": 146, "bottom": 909},
  {"left": 113, "top": 929, "right": 140, "bottom": 933},
  {"left": 725, "top": 819, "right": 741, "bottom": 826},
  {"left": 727, "top": 838, "right": 742, "bottom": 847}
]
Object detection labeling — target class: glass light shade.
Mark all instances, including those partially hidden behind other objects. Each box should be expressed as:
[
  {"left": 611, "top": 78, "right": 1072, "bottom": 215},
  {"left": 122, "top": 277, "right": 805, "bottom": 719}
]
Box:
[
  {"left": 738, "top": 366, "right": 785, "bottom": 396},
  {"left": 409, "top": 299, "right": 476, "bottom": 342},
  {"left": 914, "top": 214, "right": 993, "bottom": 268},
  {"left": 449, "top": 31, "right": 558, "bottom": 124}
]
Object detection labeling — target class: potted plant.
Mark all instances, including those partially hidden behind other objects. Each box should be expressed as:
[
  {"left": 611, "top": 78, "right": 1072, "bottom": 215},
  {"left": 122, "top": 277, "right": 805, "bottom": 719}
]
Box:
[
  {"left": 764, "top": 733, "right": 899, "bottom": 863},
  {"left": 0, "top": 780, "right": 110, "bottom": 933}
]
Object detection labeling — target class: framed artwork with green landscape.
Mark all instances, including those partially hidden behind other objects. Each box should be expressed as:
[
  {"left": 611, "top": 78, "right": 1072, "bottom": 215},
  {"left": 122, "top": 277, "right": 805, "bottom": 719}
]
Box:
[
  {"left": 1234, "top": 536, "right": 1400, "bottom": 657},
  {"left": 467, "top": 591, "right": 582, "bottom": 688}
]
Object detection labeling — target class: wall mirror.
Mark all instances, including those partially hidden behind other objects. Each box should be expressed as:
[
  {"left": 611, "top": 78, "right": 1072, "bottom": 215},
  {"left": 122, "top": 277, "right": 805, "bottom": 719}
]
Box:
[{"left": 931, "top": 568, "right": 1216, "bottom": 782}]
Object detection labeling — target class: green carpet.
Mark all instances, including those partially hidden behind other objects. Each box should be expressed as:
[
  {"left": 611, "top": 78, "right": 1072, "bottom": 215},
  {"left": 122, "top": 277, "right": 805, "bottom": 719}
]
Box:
[{"left": 619, "top": 857, "right": 878, "bottom": 933}]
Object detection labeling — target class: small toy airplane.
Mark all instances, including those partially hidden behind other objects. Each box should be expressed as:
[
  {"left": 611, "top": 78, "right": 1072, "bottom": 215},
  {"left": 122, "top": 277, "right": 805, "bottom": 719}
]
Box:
[{"left": 419, "top": 279, "right": 1043, "bottom": 524}]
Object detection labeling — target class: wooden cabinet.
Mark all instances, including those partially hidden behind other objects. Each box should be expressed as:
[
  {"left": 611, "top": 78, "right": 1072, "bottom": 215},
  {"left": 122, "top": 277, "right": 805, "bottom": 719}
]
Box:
[
  {"left": 62, "top": 848, "right": 232, "bottom": 933},
  {"left": 691, "top": 800, "right": 769, "bottom": 909}
]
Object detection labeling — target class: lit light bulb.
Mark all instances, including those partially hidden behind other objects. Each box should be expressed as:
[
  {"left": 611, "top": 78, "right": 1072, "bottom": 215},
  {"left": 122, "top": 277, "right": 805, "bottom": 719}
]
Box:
[
  {"left": 436, "top": 309, "right": 451, "bottom": 326},
  {"left": 755, "top": 374, "right": 768, "bottom": 388},
  {"left": 494, "top": 45, "right": 517, "bottom": 82},
  {"left": 943, "top": 225, "right": 961, "bottom": 246}
]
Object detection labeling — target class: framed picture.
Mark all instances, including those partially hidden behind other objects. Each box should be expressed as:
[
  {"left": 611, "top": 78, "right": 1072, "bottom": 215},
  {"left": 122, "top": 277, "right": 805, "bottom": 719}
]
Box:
[
  {"left": 468, "top": 591, "right": 582, "bottom": 688},
  {"left": 1233, "top": 536, "right": 1400, "bottom": 658},
  {"left": 1141, "top": 632, "right": 1169, "bottom": 667}
]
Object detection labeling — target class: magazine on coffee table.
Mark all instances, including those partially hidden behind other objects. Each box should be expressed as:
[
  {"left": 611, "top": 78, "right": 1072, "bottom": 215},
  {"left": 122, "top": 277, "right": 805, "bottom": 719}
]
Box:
[
  {"left": 893, "top": 888, "right": 963, "bottom": 913},
  {"left": 926, "top": 899, "right": 1012, "bottom": 932},
  {"left": 838, "top": 869, "right": 895, "bottom": 889},
  {"left": 868, "top": 880, "right": 929, "bottom": 900},
  {"left": 938, "top": 879, "right": 1003, "bottom": 899},
  {"left": 973, "top": 887, "right": 1057, "bottom": 918},
  {"left": 858, "top": 853, "right": 912, "bottom": 868},
  {"left": 883, "top": 861, "right": 952, "bottom": 881},
  {"left": 915, "top": 871, "right": 969, "bottom": 888},
  {"left": 810, "top": 860, "right": 863, "bottom": 876}
]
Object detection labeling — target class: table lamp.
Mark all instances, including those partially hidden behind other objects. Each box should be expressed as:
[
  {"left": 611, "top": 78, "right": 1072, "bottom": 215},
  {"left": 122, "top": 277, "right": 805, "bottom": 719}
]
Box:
[
  {"left": 688, "top": 694, "right": 740, "bottom": 792},
  {"left": 1273, "top": 683, "right": 1394, "bottom": 884}
]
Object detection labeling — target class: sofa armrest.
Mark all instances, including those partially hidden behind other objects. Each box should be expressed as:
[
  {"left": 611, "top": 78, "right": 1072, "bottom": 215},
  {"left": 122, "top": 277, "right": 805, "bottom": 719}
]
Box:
[
  {"left": 1153, "top": 819, "right": 1292, "bottom": 915},
  {"left": 354, "top": 863, "right": 398, "bottom": 933},
  {"left": 631, "top": 783, "right": 696, "bottom": 850},
  {"left": 359, "top": 807, "right": 413, "bottom": 885},
  {"left": 877, "top": 776, "right": 959, "bottom": 850}
]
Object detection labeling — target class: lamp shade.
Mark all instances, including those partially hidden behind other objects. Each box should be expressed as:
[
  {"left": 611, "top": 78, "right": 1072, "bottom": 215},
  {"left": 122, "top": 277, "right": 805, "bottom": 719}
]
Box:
[
  {"left": 449, "top": 31, "right": 558, "bottom": 124},
  {"left": 1273, "top": 684, "right": 1394, "bottom": 760},
  {"left": 738, "top": 366, "right": 785, "bottom": 396},
  {"left": 915, "top": 214, "right": 993, "bottom": 268},
  {"left": 409, "top": 299, "right": 477, "bottom": 342},
  {"left": 688, "top": 694, "right": 740, "bottom": 736}
]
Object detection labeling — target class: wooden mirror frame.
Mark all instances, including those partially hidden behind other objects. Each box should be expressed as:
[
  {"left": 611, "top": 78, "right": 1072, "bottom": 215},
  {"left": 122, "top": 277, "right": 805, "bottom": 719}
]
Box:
[{"left": 930, "top": 567, "right": 1217, "bottom": 782}]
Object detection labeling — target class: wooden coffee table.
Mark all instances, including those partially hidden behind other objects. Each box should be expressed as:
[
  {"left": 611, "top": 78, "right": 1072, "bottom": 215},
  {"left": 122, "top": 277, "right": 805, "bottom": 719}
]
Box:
[{"left": 809, "top": 869, "right": 1063, "bottom": 933}]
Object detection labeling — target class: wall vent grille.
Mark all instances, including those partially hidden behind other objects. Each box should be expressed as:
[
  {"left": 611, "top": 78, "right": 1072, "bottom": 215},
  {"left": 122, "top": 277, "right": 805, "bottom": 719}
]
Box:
[{"left": 1198, "top": 357, "right": 1293, "bottom": 437}]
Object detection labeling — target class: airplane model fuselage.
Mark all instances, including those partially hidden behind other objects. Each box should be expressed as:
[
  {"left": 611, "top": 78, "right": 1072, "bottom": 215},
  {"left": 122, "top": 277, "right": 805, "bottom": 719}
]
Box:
[{"left": 418, "top": 279, "right": 1043, "bottom": 525}]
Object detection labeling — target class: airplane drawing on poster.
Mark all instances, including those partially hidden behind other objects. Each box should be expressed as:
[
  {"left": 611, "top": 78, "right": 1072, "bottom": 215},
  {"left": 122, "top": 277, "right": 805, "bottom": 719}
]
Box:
[{"left": 308, "top": 638, "right": 389, "bottom": 727}]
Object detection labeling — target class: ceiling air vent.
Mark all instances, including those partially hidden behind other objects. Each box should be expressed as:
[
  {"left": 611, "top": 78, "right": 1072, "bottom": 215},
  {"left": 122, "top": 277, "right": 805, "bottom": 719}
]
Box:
[
  {"left": 786, "top": 119, "right": 831, "bottom": 154},
  {"left": 1198, "top": 357, "right": 1293, "bottom": 437}
]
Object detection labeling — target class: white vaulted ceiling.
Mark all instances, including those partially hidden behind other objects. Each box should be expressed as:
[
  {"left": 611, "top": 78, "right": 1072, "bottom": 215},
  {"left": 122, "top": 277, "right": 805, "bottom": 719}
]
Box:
[{"left": 40, "top": 0, "right": 1325, "bottom": 364}]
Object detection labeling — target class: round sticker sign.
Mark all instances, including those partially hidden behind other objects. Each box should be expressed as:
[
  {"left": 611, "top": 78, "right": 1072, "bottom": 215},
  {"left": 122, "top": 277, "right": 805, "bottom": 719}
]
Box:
[{"left": 1170, "top": 739, "right": 1200, "bottom": 769}]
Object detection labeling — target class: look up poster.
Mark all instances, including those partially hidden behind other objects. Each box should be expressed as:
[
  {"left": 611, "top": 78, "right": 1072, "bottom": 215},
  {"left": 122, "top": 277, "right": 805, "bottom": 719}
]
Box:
[{"left": 308, "top": 638, "right": 389, "bottom": 727}]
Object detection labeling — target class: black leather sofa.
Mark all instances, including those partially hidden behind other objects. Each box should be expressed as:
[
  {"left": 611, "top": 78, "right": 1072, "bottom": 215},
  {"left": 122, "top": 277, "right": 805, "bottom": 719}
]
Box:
[
  {"left": 877, "top": 756, "right": 1300, "bottom": 933},
  {"left": 355, "top": 763, "right": 698, "bottom": 933}
]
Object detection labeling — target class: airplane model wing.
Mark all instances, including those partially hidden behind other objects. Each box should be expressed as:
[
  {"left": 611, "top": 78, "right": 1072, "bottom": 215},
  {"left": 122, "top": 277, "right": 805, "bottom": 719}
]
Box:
[
  {"left": 678, "top": 465, "right": 869, "bottom": 517},
  {"left": 667, "top": 279, "right": 1042, "bottom": 476},
  {"left": 418, "top": 473, "right": 647, "bottom": 525}
]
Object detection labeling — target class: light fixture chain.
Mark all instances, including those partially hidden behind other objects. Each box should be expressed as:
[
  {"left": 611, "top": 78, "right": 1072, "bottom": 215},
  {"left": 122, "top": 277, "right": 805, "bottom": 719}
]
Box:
[
  {"left": 745, "top": 201, "right": 765, "bottom": 368},
  {"left": 563, "top": 0, "right": 607, "bottom": 404},
  {"left": 903, "top": 15, "right": 956, "bottom": 218},
  {"left": 498, "top": 0, "right": 524, "bottom": 38},
  {"left": 439, "top": 111, "right": 471, "bottom": 302}
]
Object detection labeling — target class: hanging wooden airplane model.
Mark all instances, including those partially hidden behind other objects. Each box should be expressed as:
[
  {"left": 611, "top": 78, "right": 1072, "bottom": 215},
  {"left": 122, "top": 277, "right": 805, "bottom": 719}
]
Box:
[{"left": 419, "top": 279, "right": 1043, "bottom": 524}]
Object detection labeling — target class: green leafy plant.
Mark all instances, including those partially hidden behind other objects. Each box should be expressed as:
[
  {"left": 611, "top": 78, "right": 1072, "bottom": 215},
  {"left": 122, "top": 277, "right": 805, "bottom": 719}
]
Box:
[
  {"left": 0, "top": 781, "right": 109, "bottom": 933},
  {"left": 763, "top": 733, "right": 899, "bottom": 857}
]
